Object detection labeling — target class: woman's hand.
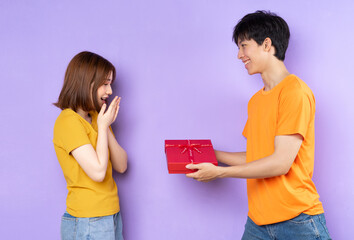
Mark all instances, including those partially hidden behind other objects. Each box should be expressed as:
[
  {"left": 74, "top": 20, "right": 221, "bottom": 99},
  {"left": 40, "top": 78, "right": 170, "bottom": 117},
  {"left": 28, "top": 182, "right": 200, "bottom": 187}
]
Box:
[{"left": 97, "top": 96, "right": 121, "bottom": 130}]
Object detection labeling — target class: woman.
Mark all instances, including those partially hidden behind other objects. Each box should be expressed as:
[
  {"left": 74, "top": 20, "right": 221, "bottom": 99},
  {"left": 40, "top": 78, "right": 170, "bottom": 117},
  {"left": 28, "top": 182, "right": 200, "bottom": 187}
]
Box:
[{"left": 53, "top": 51, "right": 127, "bottom": 240}]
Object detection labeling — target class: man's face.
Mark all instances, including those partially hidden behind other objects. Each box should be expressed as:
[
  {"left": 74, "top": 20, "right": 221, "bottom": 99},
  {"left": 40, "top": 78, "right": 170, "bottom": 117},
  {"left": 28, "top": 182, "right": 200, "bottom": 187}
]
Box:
[{"left": 237, "top": 38, "right": 267, "bottom": 75}]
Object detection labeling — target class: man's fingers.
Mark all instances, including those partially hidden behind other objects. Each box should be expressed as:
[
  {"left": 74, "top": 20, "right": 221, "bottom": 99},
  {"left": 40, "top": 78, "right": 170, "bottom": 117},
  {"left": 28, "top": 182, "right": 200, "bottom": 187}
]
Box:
[
  {"left": 186, "top": 163, "right": 202, "bottom": 170},
  {"left": 186, "top": 163, "right": 218, "bottom": 182},
  {"left": 186, "top": 172, "right": 197, "bottom": 178}
]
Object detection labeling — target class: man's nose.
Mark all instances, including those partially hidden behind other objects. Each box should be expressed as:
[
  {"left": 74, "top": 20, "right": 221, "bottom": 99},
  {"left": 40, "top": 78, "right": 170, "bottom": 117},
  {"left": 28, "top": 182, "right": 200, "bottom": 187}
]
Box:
[{"left": 237, "top": 48, "right": 243, "bottom": 59}]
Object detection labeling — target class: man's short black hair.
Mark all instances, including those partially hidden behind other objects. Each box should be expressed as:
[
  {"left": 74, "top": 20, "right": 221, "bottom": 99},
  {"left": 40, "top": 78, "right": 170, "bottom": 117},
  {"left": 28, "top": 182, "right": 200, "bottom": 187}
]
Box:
[{"left": 233, "top": 10, "right": 290, "bottom": 61}]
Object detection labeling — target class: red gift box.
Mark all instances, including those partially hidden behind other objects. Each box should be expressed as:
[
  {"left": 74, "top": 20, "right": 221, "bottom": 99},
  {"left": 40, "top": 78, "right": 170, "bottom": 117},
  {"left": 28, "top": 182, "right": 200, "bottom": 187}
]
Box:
[{"left": 164, "top": 139, "right": 218, "bottom": 174}]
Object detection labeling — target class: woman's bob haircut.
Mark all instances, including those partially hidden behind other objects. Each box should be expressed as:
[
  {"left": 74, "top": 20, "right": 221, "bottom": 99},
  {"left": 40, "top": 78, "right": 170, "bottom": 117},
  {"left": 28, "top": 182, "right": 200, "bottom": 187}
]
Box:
[{"left": 54, "top": 51, "right": 116, "bottom": 112}]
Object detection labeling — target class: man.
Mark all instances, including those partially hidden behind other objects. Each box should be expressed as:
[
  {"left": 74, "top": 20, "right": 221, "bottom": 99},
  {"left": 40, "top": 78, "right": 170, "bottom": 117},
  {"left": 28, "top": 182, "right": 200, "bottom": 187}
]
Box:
[{"left": 186, "top": 11, "right": 331, "bottom": 239}]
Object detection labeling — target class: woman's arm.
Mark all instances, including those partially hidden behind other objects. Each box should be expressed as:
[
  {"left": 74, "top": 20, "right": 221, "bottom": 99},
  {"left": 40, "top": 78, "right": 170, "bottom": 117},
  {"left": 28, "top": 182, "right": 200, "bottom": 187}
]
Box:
[
  {"left": 71, "top": 97, "right": 120, "bottom": 182},
  {"left": 108, "top": 129, "right": 127, "bottom": 173},
  {"left": 71, "top": 134, "right": 108, "bottom": 182}
]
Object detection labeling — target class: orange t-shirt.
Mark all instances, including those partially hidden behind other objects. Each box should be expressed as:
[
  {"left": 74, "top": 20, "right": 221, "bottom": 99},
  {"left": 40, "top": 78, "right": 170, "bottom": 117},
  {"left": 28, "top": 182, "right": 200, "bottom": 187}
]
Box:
[{"left": 242, "top": 74, "right": 324, "bottom": 225}]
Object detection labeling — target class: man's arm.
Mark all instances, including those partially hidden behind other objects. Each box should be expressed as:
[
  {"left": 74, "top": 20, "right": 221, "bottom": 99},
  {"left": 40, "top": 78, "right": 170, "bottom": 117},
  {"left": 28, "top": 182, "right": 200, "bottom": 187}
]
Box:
[
  {"left": 186, "top": 134, "right": 302, "bottom": 182},
  {"left": 215, "top": 150, "right": 246, "bottom": 166}
]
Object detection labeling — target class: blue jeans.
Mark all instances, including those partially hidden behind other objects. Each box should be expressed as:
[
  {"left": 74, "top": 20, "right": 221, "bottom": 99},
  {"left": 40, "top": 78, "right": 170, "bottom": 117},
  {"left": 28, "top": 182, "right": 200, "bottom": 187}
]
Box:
[
  {"left": 242, "top": 213, "right": 331, "bottom": 240},
  {"left": 61, "top": 211, "right": 124, "bottom": 240}
]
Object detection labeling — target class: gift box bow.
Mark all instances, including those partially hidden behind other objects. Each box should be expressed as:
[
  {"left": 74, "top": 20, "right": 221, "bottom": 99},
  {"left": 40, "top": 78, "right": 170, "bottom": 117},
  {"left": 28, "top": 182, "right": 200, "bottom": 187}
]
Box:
[{"left": 165, "top": 140, "right": 212, "bottom": 164}]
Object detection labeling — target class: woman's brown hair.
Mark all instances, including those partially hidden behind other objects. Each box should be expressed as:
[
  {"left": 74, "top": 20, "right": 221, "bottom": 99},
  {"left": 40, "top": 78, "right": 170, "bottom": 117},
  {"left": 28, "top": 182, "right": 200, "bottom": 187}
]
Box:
[{"left": 54, "top": 51, "right": 116, "bottom": 112}]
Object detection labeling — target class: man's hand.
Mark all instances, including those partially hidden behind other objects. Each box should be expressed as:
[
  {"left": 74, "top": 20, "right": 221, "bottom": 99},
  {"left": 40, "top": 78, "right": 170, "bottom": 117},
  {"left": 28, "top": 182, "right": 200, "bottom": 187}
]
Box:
[{"left": 186, "top": 163, "right": 221, "bottom": 182}]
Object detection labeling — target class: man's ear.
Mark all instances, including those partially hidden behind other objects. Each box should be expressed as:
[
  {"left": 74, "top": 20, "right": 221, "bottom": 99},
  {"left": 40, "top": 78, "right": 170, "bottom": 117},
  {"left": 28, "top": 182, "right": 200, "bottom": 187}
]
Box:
[{"left": 263, "top": 37, "right": 272, "bottom": 51}]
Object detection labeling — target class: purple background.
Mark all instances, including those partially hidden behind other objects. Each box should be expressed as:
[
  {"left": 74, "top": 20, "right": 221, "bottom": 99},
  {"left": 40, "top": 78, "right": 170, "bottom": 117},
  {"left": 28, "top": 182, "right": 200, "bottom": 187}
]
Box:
[{"left": 1, "top": 0, "right": 353, "bottom": 239}]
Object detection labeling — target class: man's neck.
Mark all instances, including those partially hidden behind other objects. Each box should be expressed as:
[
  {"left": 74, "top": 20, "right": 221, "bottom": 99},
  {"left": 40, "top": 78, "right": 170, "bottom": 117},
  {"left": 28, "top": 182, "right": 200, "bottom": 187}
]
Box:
[{"left": 261, "top": 60, "right": 290, "bottom": 91}]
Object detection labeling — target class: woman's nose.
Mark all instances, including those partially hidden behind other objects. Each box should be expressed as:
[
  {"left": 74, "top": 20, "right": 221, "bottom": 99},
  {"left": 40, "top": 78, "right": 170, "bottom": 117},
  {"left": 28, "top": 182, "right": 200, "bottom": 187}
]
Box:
[{"left": 107, "top": 85, "right": 112, "bottom": 95}]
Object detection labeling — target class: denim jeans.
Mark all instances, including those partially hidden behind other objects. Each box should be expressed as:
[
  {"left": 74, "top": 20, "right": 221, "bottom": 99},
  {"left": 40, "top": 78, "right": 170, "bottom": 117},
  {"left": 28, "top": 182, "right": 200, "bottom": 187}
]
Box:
[
  {"left": 242, "top": 213, "right": 331, "bottom": 240},
  {"left": 61, "top": 211, "right": 124, "bottom": 240}
]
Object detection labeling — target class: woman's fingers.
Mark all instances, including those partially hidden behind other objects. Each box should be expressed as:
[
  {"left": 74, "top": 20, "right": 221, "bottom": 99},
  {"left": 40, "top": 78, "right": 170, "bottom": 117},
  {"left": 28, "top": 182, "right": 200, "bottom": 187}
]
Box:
[
  {"left": 99, "top": 103, "right": 107, "bottom": 116},
  {"left": 113, "top": 102, "right": 120, "bottom": 122},
  {"left": 107, "top": 96, "right": 118, "bottom": 112},
  {"left": 112, "top": 97, "right": 120, "bottom": 122},
  {"left": 102, "top": 96, "right": 120, "bottom": 124}
]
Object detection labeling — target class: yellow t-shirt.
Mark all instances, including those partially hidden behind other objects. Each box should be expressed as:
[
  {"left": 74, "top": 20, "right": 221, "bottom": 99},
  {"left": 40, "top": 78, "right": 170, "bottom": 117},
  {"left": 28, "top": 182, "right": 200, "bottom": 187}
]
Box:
[
  {"left": 242, "top": 74, "right": 324, "bottom": 225},
  {"left": 53, "top": 108, "right": 119, "bottom": 217}
]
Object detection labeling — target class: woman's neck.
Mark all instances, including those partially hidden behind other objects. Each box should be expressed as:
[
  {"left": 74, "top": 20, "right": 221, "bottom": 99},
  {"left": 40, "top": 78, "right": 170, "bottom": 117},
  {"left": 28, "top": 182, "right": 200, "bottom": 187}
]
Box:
[{"left": 76, "top": 108, "right": 92, "bottom": 124}]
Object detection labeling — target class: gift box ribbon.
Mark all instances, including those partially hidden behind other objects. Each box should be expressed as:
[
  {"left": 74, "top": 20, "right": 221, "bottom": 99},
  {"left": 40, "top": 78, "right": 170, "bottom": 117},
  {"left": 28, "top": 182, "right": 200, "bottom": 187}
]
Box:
[{"left": 165, "top": 140, "right": 212, "bottom": 164}]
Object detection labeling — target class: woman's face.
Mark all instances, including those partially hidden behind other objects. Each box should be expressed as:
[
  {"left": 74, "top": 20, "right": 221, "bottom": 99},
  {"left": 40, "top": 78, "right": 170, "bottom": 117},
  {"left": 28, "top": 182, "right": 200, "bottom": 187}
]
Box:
[{"left": 96, "top": 71, "right": 113, "bottom": 108}]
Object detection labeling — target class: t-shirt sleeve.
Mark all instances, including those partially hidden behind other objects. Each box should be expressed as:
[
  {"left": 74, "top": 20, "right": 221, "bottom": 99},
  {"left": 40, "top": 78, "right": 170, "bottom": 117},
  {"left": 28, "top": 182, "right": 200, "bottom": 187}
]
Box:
[
  {"left": 276, "top": 88, "right": 313, "bottom": 139},
  {"left": 54, "top": 115, "right": 91, "bottom": 154},
  {"left": 242, "top": 119, "right": 249, "bottom": 138}
]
